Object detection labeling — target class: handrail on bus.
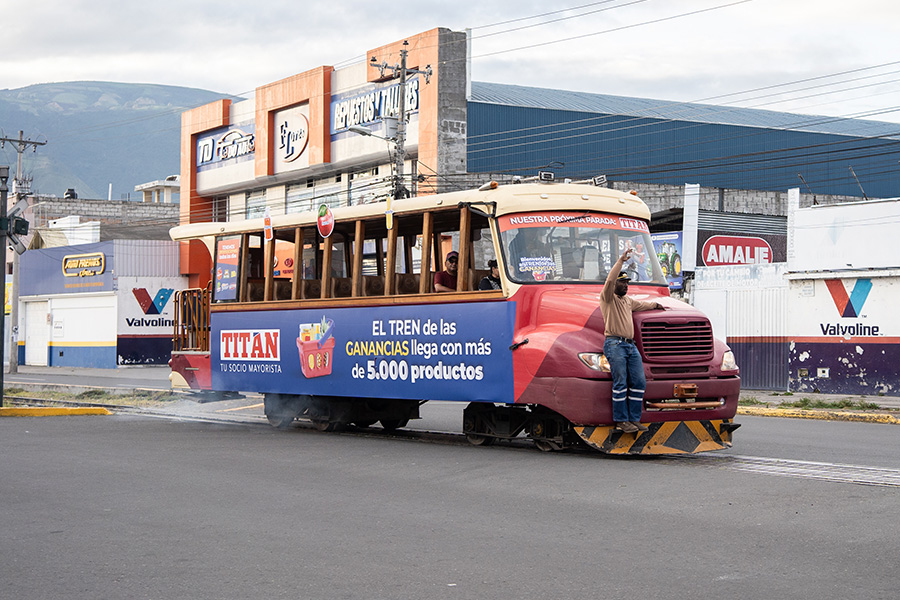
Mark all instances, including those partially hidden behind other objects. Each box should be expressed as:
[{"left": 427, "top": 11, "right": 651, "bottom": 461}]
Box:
[{"left": 173, "top": 284, "right": 211, "bottom": 352}]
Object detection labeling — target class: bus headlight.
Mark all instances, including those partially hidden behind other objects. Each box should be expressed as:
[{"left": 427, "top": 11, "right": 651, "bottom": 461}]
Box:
[
  {"left": 721, "top": 350, "right": 738, "bottom": 372},
  {"left": 578, "top": 352, "right": 611, "bottom": 372}
]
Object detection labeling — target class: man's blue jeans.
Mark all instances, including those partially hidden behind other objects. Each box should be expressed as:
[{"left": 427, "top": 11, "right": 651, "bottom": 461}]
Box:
[{"left": 603, "top": 337, "right": 646, "bottom": 423}]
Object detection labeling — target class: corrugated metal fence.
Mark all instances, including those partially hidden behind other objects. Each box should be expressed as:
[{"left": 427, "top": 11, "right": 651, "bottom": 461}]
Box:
[
  {"left": 694, "top": 264, "right": 789, "bottom": 391},
  {"left": 113, "top": 240, "right": 180, "bottom": 277}
]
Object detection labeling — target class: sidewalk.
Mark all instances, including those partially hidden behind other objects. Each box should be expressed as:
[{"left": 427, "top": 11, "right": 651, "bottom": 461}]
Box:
[
  {"left": 741, "top": 388, "right": 900, "bottom": 410},
  {"left": 738, "top": 388, "right": 900, "bottom": 425}
]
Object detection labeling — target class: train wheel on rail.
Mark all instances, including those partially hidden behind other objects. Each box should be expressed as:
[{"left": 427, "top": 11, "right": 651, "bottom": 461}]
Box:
[
  {"left": 466, "top": 433, "right": 495, "bottom": 446},
  {"left": 267, "top": 413, "right": 295, "bottom": 429},
  {"left": 310, "top": 418, "right": 339, "bottom": 432},
  {"left": 264, "top": 394, "right": 297, "bottom": 429},
  {"left": 533, "top": 440, "right": 563, "bottom": 452},
  {"left": 380, "top": 418, "right": 409, "bottom": 432},
  {"left": 463, "top": 403, "right": 498, "bottom": 447}
]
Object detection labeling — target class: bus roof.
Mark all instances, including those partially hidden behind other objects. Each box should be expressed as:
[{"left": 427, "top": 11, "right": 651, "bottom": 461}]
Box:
[{"left": 169, "top": 182, "right": 651, "bottom": 241}]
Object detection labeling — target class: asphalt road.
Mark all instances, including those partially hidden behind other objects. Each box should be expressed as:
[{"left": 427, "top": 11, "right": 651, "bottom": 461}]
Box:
[{"left": 2, "top": 413, "right": 898, "bottom": 600}]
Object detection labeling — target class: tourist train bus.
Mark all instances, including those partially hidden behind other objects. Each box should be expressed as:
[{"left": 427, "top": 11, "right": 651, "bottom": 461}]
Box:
[{"left": 169, "top": 179, "right": 741, "bottom": 455}]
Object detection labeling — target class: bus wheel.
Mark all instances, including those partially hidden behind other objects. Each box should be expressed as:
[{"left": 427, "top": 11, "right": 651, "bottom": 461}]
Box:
[
  {"left": 380, "top": 418, "right": 409, "bottom": 432},
  {"left": 466, "top": 433, "right": 495, "bottom": 446}
]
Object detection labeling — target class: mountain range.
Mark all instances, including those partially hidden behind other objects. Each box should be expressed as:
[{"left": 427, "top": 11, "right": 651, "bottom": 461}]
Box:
[{"left": 0, "top": 81, "right": 236, "bottom": 200}]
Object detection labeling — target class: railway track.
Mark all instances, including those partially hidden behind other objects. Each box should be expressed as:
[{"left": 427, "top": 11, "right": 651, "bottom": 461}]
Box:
[{"left": 8, "top": 395, "right": 900, "bottom": 488}]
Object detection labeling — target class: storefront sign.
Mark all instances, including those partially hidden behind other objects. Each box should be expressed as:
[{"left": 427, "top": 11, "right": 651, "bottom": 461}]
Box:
[
  {"left": 331, "top": 77, "right": 420, "bottom": 133},
  {"left": 702, "top": 235, "right": 772, "bottom": 266},
  {"left": 197, "top": 125, "right": 256, "bottom": 169},
  {"left": 62, "top": 252, "right": 106, "bottom": 277},
  {"left": 274, "top": 104, "right": 310, "bottom": 173}
]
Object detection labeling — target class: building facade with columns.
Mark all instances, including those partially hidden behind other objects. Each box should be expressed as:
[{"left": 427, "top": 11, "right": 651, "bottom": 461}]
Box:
[{"left": 179, "top": 28, "right": 468, "bottom": 288}]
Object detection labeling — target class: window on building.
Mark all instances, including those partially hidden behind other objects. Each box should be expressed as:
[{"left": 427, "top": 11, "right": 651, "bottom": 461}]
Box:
[
  {"left": 212, "top": 196, "right": 228, "bottom": 222},
  {"left": 245, "top": 190, "right": 266, "bottom": 220}
]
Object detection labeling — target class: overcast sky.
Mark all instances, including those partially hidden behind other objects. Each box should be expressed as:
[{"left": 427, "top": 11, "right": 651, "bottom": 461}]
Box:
[{"left": 3, "top": 0, "right": 899, "bottom": 122}]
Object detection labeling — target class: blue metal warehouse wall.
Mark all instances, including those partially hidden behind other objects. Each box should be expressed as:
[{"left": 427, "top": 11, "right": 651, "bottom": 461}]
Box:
[{"left": 467, "top": 103, "right": 900, "bottom": 198}]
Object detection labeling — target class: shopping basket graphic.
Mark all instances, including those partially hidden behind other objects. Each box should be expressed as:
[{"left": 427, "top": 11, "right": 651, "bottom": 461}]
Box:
[{"left": 297, "top": 318, "right": 334, "bottom": 378}]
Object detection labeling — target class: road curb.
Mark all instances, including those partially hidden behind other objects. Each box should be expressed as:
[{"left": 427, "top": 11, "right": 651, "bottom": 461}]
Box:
[
  {"left": 738, "top": 406, "right": 900, "bottom": 425},
  {"left": 0, "top": 407, "right": 112, "bottom": 417}
]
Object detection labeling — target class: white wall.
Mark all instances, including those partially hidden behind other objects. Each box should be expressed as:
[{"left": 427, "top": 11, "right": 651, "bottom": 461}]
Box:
[
  {"left": 788, "top": 197, "right": 900, "bottom": 273},
  {"left": 49, "top": 293, "right": 117, "bottom": 345},
  {"left": 693, "top": 263, "right": 789, "bottom": 341}
]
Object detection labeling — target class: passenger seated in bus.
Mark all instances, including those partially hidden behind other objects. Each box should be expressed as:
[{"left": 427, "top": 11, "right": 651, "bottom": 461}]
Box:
[
  {"left": 478, "top": 259, "right": 501, "bottom": 290},
  {"left": 510, "top": 228, "right": 554, "bottom": 281},
  {"left": 623, "top": 240, "right": 649, "bottom": 281},
  {"left": 433, "top": 250, "right": 458, "bottom": 292}
]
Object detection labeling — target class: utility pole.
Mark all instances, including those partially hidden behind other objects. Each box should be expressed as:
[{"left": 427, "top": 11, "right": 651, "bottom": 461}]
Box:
[
  {"left": 370, "top": 41, "right": 432, "bottom": 201},
  {"left": 0, "top": 131, "right": 47, "bottom": 374},
  {"left": 0, "top": 166, "right": 8, "bottom": 405}
]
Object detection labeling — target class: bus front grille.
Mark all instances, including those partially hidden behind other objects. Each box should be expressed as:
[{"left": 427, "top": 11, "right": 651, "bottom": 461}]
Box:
[{"left": 640, "top": 320, "right": 714, "bottom": 360}]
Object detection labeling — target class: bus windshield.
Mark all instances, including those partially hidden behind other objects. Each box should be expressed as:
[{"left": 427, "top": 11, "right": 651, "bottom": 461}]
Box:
[{"left": 498, "top": 211, "right": 666, "bottom": 285}]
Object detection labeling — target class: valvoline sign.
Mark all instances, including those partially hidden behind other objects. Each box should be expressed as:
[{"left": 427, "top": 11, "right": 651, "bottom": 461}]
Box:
[{"left": 702, "top": 235, "right": 772, "bottom": 266}]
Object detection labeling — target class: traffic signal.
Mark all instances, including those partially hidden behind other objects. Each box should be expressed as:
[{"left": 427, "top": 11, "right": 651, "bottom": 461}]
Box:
[{"left": 11, "top": 217, "right": 27, "bottom": 236}]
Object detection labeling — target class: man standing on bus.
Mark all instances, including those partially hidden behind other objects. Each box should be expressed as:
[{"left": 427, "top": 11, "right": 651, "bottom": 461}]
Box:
[
  {"left": 433, "top": 251, "right": 459, "bottom": 292},
  {"left": 600, "top": 247, "right": 665, "bottom": 433}
]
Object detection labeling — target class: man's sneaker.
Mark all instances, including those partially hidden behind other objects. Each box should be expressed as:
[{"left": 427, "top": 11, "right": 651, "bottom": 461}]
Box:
[
  {"left": 615, "top": 422, "right": 638, "bottom": 433},
  {"left": 630, "top": 422, "right": 649, "bottom": 432}
]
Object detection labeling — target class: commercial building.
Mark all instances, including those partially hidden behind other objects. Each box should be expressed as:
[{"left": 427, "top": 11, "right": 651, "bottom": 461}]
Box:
[
  {"left": 178, "top": 27, "right": 900, "bottom": 288},
  {"left": 11, "top": 192, "right": 183, "bottom": 368},
  {"left": 18, "top": 240, "right": 186, "bottom": 368}
]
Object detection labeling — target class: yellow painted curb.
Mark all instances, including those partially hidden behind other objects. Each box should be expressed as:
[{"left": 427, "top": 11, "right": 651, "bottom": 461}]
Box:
[
  {"left": 0, "top": 407, "right": 112, "bottom": 417},
  {"left": 738, "top": 406, "right": 900, "bottom": 425}
]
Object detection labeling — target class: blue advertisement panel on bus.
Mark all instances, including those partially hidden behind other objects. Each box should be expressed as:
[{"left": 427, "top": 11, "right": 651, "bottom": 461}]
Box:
[{"left": 211, "top": 301, "right": 517, "bottom": 403}]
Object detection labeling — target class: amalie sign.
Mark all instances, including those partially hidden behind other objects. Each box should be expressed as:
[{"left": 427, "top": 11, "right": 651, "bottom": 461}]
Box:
[{"left": 702, "top": 235, "right": 772, "bottom": 266}]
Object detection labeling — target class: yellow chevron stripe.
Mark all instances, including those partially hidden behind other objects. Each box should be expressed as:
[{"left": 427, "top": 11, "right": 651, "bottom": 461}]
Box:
[{"left": 574, "top": 420, "right": 732, "bottom": 455}]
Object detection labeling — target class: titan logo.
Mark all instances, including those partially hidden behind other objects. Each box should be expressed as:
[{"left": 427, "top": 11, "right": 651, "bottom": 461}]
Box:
[
  {"left": 824, "top": 279, "right": 871, "bottom": 318},
  {"left": 220, "top": 330, "right": 281, "bottom": 361},
  {"left": 132, "top": 288, "right": 174, "bottom": 315}
]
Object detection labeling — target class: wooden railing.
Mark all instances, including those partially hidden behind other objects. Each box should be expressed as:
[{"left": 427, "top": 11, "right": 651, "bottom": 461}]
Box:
[{"left": 173, "top": 285, "right": 210, "bottom": 352}]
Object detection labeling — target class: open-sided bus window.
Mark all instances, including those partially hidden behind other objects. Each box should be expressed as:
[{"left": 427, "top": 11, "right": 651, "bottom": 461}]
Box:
[
  {"left": 271, "top": 229, "right": 296, "bottom": 301},
  {"left": 498, "top": 214, "right": 666, "bottom": 286},
  {"left": 327, "top": 235, "right": 347, "bottom": 278},
  {"left": 244, "top": 234, "right": 265, "bottom": 301},
  {"left": 471, "top": 226, "right": 496, "bottom": 290}
]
